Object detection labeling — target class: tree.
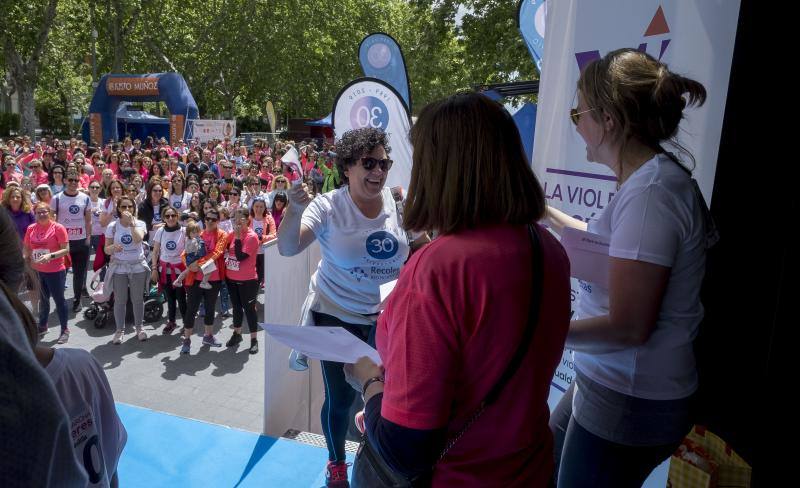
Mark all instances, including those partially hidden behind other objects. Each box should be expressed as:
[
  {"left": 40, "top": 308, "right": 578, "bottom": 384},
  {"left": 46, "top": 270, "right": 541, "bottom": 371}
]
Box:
[{"left": 0, "top": 0, "right": 60, "bottom": 137}]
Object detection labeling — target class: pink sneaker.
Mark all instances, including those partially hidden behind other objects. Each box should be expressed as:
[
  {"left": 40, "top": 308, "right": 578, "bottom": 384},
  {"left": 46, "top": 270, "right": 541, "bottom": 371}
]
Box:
[{"left": 325, "top": 461, "right": 350, "bottom": 487}]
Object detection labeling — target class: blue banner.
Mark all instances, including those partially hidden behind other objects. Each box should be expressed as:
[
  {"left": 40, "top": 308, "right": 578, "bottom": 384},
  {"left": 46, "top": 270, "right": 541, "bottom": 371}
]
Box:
[
  {"left": 517, "top": 0, "right": 546, "bottom": 74},
  {"left": 358, "top": 33, "right": 411, "bottom": 111}
]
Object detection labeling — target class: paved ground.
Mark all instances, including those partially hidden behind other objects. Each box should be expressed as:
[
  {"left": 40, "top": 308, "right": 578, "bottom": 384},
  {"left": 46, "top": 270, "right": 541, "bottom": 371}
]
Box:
[{"left": 36, "top": 265, "right": 267, "bottom": 434}]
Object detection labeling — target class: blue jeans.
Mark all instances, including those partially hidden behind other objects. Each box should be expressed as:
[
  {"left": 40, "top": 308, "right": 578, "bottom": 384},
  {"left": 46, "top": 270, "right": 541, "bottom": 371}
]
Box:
[{"left": 39, "top": 270, "right": 68, "bottom": 331}]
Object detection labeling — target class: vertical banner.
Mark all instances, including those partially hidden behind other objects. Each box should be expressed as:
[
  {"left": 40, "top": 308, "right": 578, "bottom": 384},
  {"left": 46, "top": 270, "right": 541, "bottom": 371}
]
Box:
[
  {"left": 89, "top": 113, "right": 103, "bottom": 146},
  {"left": 332, "top": 78, "right": 413, "bottom": 192},
  {"left": 517, "top": 0, "right": 547, "bottom": 74},
  {"left": 169, "top": 114, "right": 185, "bottom": 145},
  {"left": 358, "top": 33, "right": 411, "bottom": 111},
  {"left": 533, "top": 1, "right": 741, "bottom": 481},
  {"left": 266, "top": 101, "right": 277, "bottom": 132}
]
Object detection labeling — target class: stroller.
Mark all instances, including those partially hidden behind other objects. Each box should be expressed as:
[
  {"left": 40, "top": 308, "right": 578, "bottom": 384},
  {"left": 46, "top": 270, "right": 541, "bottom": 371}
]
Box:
[{"left": 83, "top": 264, "right": 165, "bottom": 329}]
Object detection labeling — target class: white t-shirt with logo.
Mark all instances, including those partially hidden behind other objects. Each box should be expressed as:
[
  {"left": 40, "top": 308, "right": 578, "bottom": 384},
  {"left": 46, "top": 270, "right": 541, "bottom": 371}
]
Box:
[
  {"left": 45, "top": 348, "right": 127, "bottom": 488},
  {"left": 574, "top": 154, "right": 707, "bottom": 401},
  {"left": 51, "top": 191, "right": 91, "bottom": 241},
  {"left": 168, "top": 192, "right": 191, "bottom": 212},
  {"left": 105, "top": 219, "right": 147, "bottom": 263},
  {"left": 301, "top": 186, "right": 409, "bottom": 318},
  {"left": 153, "top": 226, "right": 186, "bottom": 264},
  {"left": 90, "top": 198, "right": 106, "bottom": 236}
]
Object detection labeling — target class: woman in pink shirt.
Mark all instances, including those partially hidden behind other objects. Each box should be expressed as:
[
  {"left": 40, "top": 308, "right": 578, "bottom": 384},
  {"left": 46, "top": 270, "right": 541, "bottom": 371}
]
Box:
[
  {"left": 23, "top": 202, "right": 71, "bottom": 343},
  {"left": 223, "top": 208, "right": 261, "bottom": 354},
  {"left": 29, "top": 159, "right": 50, "bottom": 186}
]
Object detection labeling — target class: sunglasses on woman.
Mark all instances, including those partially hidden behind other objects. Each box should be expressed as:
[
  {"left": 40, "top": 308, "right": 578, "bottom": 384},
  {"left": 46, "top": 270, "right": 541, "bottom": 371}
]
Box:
[
  {"left": 569, "top": 107, "right": 597, "bottom": 126},
  {"left": 359, "top": 157, "right": 393, "bottom": 172}
]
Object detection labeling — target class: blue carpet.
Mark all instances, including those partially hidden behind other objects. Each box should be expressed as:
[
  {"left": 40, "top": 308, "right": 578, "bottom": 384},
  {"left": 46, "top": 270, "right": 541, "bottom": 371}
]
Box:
[{"left": 117, "top": 403, "right": 352, "bottom": 487}]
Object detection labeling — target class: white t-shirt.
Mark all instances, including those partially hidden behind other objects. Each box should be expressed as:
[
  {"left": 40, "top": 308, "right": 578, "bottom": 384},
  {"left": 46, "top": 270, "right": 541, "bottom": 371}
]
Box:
[
  {"left": 105, "top": 219, "right": 147, "bottom": 262},
  {"left": 51, "top": 191, "right": 91, "bottom": 241},
  {"left": 168, "top": 192, "right": 191, "bottom": 212},
  {"left": 574, "top": 154, "right": 707, "bottom": 400},
  {"left": 90, "top": 198, "right": 106, "bottom": 236},
  {"left": 153, "top": 226, "right": 186, "bottom": 264},
  {"left": 45, "top": 348, "right": 127, "bottom": 487},
  {"left": 301, "top": 186, "right": 409, "bottom": 318}
]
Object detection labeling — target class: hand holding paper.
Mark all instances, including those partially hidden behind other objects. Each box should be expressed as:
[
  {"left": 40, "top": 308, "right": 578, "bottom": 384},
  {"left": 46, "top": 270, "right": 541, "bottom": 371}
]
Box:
[{"left": 262, "top": 323, "right": 382, "bottom": 364}]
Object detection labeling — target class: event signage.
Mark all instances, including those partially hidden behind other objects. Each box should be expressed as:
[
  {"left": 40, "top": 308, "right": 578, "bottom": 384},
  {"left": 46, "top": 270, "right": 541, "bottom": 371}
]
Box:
[
  {"left": 332, "top": 78, "right": 412, "bottom": 193},
  {"left": 190, "top": 120, "right": 236, "bottom": 143},
  {"left": 358, "top": 33, "right": 411, "bottom": 111},
  {"left": 106, "top": 77, "right": 160, "bottom": 96},
  {"left": 517, "top": 0, "right": 547, "bottom": 74},
  {"left": 532, "top": 0, "right": 741, "bottom": 413}
]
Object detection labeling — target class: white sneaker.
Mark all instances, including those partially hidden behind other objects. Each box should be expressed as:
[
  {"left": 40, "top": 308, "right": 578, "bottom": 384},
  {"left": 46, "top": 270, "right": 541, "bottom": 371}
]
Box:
[
  {"left": 199, "top": 281, "right": 212, "bottom": 290},
  {"left": 112, "top": 330, "right": 124, "bottom": 344},
  {"left": 137, "top": 329, "right": 148, "bottom": 341}
]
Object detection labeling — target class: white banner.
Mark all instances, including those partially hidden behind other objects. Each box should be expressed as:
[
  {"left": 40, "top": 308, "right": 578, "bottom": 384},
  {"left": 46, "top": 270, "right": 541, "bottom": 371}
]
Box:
[
  {"left": 332, "top": 78, "right": 413, "bottom": 193},
  {"left": 189, "top": 119, "right": 236, "bottom": 143},
  {"left": 534, "top": 2, "right": 740, "bottom": 484}
]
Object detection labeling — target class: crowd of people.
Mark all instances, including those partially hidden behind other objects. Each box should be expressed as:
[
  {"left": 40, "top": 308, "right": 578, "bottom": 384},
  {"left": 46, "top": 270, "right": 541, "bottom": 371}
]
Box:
[
  {"left": 2, "top": 49, "right": 715, "bottom": 488},
  {"left": 2, "top": 131, "right": 335, "bottom": 354}
]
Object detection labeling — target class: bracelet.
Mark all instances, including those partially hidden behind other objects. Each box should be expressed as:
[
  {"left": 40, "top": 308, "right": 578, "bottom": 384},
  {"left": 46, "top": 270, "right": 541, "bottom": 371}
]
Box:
[{"left": 361, "top": 376, "right": 384, "bottom": 399}]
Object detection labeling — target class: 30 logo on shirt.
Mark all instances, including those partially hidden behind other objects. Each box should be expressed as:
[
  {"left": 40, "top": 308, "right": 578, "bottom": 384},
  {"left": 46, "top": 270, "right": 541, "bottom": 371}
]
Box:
[
  {"left": 366, "top": 231, "right": 398, "bottom": 259},
  {"left": 165, "top": 241, "right": 177, "bottom": 250},
  {"left": 121, "top": 234, "right": 133, "bottom": 245},
  {"left": 172, "top": 201, "right": 181, "bottom": 209},
  {"left": 69, "top": 204, "right": 80, "bottom": 214}
]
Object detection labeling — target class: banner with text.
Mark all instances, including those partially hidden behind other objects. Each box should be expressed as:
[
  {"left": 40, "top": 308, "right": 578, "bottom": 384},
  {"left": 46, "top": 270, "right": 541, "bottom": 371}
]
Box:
[{"left": 189, "top": 119, "right": 236, "bottom": 143}]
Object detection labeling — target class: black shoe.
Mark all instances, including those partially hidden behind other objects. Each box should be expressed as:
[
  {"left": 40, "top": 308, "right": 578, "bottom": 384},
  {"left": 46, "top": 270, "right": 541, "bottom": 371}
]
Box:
[
  {"left": 249, "top": 339, "right": 258, "bottom": 355},
  {"left": 72, "top": 300, "right": 82, "bottom": 313},
  {"left": 226, "top": 333, "right": 243, "bottom": 348}
]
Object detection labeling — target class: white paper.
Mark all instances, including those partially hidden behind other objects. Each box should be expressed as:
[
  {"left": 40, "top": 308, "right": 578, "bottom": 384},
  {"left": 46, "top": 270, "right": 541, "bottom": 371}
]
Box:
[
  {"left": 560, "top": 227, "right": 610, "bottom": 286},
  {"left": 378, "top": 279, "right": 397, "bottom": 310},
  {"left": 262, "top": 323, "right": 381, "bottom": 365}
]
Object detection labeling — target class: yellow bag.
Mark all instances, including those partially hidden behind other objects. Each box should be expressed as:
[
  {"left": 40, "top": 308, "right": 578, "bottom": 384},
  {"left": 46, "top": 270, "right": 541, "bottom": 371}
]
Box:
[{"left": 668, "top": 425, "right": 752, "bottom": 488}]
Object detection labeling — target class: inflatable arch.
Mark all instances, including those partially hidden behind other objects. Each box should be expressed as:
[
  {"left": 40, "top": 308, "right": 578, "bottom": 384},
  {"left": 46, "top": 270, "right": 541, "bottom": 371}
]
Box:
[{"left": 88, "top": 73, "right": 199, "bottom": 145}]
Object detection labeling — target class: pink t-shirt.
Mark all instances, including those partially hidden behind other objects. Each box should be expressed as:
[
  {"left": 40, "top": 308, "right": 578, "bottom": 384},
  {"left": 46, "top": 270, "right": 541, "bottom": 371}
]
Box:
[
  {"left": 32, "top": 170, "right": 50, "bottom": 186},
  {"left": 24, "top": 221, "right": 69, "bottom": 273},
  {"left": 377, "top": 224, "right": 571, "bottom": 487},
  {"left": 223, "top": 229, "right": 259, "bottom": 281},
  {"left": 199, "top": 229, "right": 226, "bottom": 281}
]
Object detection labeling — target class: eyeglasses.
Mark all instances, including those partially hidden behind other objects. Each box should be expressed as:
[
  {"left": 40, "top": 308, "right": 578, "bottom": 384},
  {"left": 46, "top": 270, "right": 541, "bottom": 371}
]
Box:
[
  {"left": 89, "top": 186, "right": 101, "bottom": 190},
  {"left": 35, "top": 211, "right": 50, "bottom": 216},
  {"left": 359, "top": 157, "right": 393, "bottom": 172},
  {"left": 165, "top": 214, "right": 178, "bottom": 219},
  {"left": 152, "top": 188, "right": 163, "bottom": 192},
  {"left": 230, "top": 192, "right": 240, "bottom": 196},
  {"left": 205, "top": 217, "right": 218, "bottom": 222},
  {"left": 569, "top": 107, "right": 597, "bottom": 126},
  {"left": 66, "top": 178, "right": 79, "bottom": 183}
]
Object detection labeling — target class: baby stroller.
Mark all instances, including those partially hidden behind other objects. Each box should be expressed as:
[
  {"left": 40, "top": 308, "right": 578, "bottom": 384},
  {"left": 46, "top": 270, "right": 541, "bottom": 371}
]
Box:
[{"left": 83, "top": 264, "right": 165, "bottom": 329}]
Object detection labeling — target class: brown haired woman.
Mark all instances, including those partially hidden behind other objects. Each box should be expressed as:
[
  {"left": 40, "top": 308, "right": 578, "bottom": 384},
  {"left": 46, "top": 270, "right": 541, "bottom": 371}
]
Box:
[
  {"left": 545, "top": 49, "right": 712, "bottom": 487},
  {"left": 23, "top": 202, "right": 71, "bottom": 342},
  {"left": 344, "top": 93, "right": 571, "bottom": 487}
]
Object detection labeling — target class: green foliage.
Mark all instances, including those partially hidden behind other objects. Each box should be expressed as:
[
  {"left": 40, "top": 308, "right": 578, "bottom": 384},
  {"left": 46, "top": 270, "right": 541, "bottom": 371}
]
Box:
[
  {"left": 3, "top": 0, "right": 539, "bottom": 131},
  {"left": 0, "top": 112, "right": 20, "bottom": 135}
]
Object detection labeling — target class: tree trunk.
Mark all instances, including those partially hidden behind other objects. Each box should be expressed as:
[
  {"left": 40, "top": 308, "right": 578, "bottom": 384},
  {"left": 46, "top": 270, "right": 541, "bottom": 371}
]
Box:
[{"left": 16, "top": 82, "right": 37, "bottom": 138}]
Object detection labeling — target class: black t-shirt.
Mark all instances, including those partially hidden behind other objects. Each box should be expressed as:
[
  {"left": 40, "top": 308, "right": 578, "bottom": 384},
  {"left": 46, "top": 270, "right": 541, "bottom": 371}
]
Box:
[{"left": 187, "top": 162, "right": 209, "bottom": 179}]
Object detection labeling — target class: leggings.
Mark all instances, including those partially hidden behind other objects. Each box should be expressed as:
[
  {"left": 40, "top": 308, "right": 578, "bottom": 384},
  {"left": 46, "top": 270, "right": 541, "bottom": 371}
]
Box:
[
  {"left": 313, "top": 311, "right": 375, "bottom": 462},
  {"left": 69, "top": 238, "right": 91, "bottom": 297},
  {"left": 184, "top": 280, "right": 221, "bottom": 330},
  {"left": 112, "top": 270, "right": 149, "bottom": 331},
  {"left": 38, "top": 270, "right": 68, "bottom": 331},
  {"left": 226, "top": 279, "right": 259, "bottom": 333},
  {"left": 256, "top": 254, "right": 264, "bottom": 285}
]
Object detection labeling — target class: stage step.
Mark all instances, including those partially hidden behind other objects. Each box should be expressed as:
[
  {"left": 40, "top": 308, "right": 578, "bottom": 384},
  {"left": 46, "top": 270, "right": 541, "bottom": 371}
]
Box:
[{"left": 282, "top": 429, "right": 360, "bottom": 454}]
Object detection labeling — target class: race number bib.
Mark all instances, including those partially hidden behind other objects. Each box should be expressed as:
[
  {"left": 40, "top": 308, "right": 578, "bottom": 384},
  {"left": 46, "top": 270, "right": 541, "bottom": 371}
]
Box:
[
  {"left": 32, "top": 248, "right": 49, "bottom": 262},
  {"left": 225, "top": 253, "right": 240, "bottom": 271},
  {"left": 67, "top": 227, "right": 85, "bottom": 239}
]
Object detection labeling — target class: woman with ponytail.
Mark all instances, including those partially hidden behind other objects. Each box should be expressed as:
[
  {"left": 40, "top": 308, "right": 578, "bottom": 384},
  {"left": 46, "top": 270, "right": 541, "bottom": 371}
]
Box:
[{"left": 545, "top": 49, "right": 715, "bottom": 487}]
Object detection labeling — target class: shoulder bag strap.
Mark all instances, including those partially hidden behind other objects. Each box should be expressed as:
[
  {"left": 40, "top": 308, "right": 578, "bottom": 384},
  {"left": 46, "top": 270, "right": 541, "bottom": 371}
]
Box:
[{"left": 437, "top": 224, "right": 544, "bottom": 460}]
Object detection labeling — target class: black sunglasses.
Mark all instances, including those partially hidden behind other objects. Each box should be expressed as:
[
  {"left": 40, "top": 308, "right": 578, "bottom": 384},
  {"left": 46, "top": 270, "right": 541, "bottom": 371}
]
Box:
[
  {"left": 359, "top": 157, "right": 393, "bottom": 172},
  {"left": 205, "top": 217, "right": 218, "bottom": 222},
  {"left": 66, "top": 178, "right": 79, "bottom": 183}
]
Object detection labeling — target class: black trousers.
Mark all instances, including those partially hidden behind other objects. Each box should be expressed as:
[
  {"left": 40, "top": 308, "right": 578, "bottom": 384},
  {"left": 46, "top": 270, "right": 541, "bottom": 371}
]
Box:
[
  {"left": 226, "top": 279, "right": 259, "bottom": 333},
  {"left": 69, "top": 238, "right": 91, "bottom": 298},
  {"left": 183, "top": 280, "right": 221, "bottom": 330},
  {"left": 162, "top": 279, "right": 187, "bottom": 323}
]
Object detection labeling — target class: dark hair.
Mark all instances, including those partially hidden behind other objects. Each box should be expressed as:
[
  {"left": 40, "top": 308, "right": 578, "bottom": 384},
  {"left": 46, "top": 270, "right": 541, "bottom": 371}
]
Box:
[
  {"left": 578, "top": 48, "right": 707, "bottom": 171},
  {"left": 116, "top": 196, "right": 137, "bottom": 218},
  {"left": 404, "top": 92, "right": 545, "bottom": 234},
  {"left": 334, "top": 128, "right": 391, "bottom": 185},
  {"left": 271, "top": 192, "right": 288, "bottom": 213}
]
